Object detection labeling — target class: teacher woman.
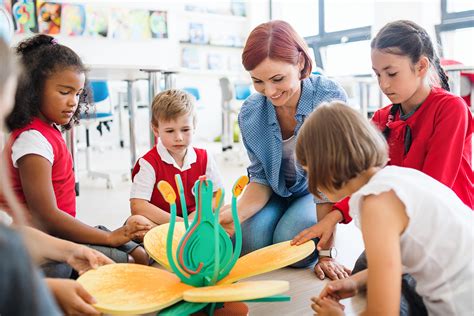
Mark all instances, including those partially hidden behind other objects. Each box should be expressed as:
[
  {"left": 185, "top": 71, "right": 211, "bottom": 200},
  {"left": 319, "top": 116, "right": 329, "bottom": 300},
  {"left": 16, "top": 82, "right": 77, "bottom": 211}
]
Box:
[{"left": 220, "top": 20, "right": 351, "bottom": 280}]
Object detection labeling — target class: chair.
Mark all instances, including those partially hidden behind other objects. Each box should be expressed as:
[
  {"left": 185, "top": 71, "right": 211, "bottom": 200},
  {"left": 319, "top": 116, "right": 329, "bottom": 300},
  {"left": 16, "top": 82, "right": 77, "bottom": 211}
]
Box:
[
  {"left": 80, "top": 80, "right": 114, "bottom": 189},
  {"left": 183, "top": 87, "right": 201, "bottom": 108},
  {"left": 219, "top": 78, "right": 234, "bottom": 152},
  {"left": 217, "top": 78, "right": 250, "bottom": 166},
  {"left": 234, "top": 83, "right": 251, "bottom": 101}
]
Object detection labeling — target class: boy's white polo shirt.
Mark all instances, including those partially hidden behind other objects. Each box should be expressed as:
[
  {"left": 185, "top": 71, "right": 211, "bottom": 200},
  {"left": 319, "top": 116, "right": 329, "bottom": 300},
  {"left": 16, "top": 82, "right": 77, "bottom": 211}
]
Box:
[{"left": 130, "top": 140, "right": 223, "bottom": 201}]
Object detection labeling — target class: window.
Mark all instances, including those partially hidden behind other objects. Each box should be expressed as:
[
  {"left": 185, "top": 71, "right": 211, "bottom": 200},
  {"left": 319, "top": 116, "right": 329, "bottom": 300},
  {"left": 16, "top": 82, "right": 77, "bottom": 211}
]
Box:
[
  {"left": 446, "top": 0, "right": 474, "bottom": 13},
  {"left": 321, "top": 40, "right": 372, "bottom": 76},
  {"left": 440, "top": 28, "right": 474, "bottom": 64},
  {"left": 436, "top": 0, "right": 474, "bottom": 62},
  {"left": 270, "top": 0, "right": 318, "bottom": 37},
  {"left": 324, "top": 0, "right": 374, "bottom": 33}
]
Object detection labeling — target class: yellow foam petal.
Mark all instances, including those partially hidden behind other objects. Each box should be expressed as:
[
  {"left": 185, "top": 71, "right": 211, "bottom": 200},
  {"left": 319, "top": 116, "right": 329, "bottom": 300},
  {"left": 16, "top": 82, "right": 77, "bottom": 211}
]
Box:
[
  {"left": 183, "top": 280, "right": 289, "bottom": 302},
  {"left": 77, "top": 263, "right": 193, "bottom": 315},
  {"left": 144, "top": 222, "right": 187, "bottom": 271},
  {"left": 218, "top": 240, "right": 315, "bottom": 284}
]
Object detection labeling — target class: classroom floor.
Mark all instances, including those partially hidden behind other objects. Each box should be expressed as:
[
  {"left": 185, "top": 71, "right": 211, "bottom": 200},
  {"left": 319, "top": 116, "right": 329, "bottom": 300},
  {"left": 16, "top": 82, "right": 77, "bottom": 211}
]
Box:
[{"left": 74, "top": 110, "right": 366, "bottom": 315}]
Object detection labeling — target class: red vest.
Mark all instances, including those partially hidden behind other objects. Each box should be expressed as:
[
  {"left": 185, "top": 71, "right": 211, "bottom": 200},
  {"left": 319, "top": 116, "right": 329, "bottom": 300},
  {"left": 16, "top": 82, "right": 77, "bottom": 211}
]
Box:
[
  {"left": 6, "top": 117, "right": 76, "bottom": 217},
  {"left": 132, "top": 147, "right": 208, "bottom": 216}
]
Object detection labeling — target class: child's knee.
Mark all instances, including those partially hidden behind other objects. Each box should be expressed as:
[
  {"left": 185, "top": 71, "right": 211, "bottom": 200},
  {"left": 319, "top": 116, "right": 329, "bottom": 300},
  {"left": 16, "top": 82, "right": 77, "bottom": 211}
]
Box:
[
  {"left": 129, "top": 246, "right": 149, "bottom": 265},
  {"left": 127, "top": 214, "right": 156, "bottom": 227}
]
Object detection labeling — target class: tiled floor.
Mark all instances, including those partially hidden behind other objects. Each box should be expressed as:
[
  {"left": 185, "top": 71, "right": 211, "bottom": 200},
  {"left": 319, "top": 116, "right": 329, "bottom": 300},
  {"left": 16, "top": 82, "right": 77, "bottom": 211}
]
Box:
[{"left": 74, "top": 110, "right": 365, "bottom": 315}]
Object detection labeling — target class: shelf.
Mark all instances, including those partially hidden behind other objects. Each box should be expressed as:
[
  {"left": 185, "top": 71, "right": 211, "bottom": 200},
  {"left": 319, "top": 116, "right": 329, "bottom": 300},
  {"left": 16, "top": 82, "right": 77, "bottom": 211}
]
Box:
[{"left": 179, "top": 41, "right": 243, "bottom": 49}]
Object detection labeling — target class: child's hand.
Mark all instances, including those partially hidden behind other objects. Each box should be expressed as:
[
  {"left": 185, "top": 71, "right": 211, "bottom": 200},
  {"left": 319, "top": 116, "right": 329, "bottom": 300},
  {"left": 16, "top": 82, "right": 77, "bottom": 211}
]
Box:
[
  {"left": 187, "top": 211, "right": 197, "bottom": 221},
  {"left": 108, "top": 221, "right": 151, "bottom": 247},
  {"left": 291, "top": 215, "right": 337, "bottom": 249},
  {"left": 311, "top": 296, "right": 345, "bottom": 316},
  {"left": 46, "top": 279, "right": 100, "bottom": 315},
  {"left": 319, "top": 277, "right": 358, "bottom": 301},
  {"left": 315, "top": 258, "right": 351, "bottom": 280},
  {"left": 66, "top": 245, "right": 114, "bottom": 275}
]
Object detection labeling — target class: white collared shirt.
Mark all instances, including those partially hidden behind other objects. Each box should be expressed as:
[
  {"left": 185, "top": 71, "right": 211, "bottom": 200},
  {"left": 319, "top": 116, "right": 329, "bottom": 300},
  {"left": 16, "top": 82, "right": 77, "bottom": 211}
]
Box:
[{"left": 130, "top": 139, "right": 223, "bottom": 201}]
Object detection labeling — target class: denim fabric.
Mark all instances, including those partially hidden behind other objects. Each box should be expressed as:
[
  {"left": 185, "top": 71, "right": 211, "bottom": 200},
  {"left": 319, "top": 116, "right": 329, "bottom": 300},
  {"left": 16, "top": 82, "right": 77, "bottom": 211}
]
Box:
[
  {"left": 0, "top": 225, "right": 61, "bottom": 316},
  {"left": 41, "top": 262, "right": 73, "bottom": 278},
  {"left": 238, "top": 75, "right": 347, "bottom": 201},
  {"left": 240, "top": 193, "right": 319, "bottom": 268}
]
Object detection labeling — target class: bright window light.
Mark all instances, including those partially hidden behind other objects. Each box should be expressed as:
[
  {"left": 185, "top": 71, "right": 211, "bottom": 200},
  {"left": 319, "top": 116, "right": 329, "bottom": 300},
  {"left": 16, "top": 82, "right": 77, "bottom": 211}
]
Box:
[
  {"left": 271, "top": 0, "right": 319, "bottom": 37},
  {"left": 324, "top": 0, "right": 374, "bottom": 32},
  {"left": 441, "top": 27, "right": 474, "bottom": 65},
  {"left": 322, "top": 40, "right": 372, "bottom": 76},
  {"left": 447, "top": 0, "right": 474, "bottom": 13}
]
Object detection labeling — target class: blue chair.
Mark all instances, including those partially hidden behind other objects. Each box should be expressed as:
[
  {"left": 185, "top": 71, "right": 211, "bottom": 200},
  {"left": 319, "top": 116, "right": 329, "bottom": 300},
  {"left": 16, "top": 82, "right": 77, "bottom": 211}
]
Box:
[
  {"left": 234, "top": 84, "right": 251, "bottom": 100},
  {"left": 183, "top": 87, "right": 201, "bottom": 101},
  {"left": 80, "top": 80, "right": 114, "bottom": 188}
]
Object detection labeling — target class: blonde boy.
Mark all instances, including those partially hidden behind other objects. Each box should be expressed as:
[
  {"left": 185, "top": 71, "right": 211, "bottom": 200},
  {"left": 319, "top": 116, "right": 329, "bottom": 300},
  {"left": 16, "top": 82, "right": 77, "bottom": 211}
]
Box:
[{"left": 128, "top": 89, "right": 223, "bottom": 227}]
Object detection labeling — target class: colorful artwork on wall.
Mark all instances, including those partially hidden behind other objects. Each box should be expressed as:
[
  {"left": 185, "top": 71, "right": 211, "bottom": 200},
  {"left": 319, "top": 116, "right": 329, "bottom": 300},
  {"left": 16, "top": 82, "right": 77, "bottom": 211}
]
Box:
[
  {"left": 84, "top": 5, "right": 107, "bottom": 37},
  {"left": 129, "top": 9, "right": 150, "bottom": 40},
  {"left": 61, "top": 3, "right": 85, "bottom": 36},
  {"left": 37, "top": 1, "right": 61, "bottom": 34},
  {"left": 109, "top": 7, "right": 129, "bottom": 40},
  {"left": 6, "top": 2, "right": 169, "bottom": 41},
  {"left": 11, "top": 0, "right": 37, "bottom": 33},
  {"left": 149, "top": 10, "right": 167, "bottom": 38}
]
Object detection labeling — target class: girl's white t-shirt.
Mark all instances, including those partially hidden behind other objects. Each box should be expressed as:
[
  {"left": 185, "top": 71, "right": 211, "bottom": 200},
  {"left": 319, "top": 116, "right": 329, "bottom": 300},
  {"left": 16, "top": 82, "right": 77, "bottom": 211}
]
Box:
[
  {"left": 349, "top": 166, "right": 473, "bottom": 316},
  {"left": 11, "top": 130, "right": 54, "bottom": 167}
]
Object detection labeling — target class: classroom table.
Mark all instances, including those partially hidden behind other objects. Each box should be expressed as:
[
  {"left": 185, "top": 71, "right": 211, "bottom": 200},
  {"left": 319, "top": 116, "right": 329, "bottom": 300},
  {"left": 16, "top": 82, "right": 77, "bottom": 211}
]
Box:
[{"left": 67, "top": 65, "right": 178, "bottom": 194}]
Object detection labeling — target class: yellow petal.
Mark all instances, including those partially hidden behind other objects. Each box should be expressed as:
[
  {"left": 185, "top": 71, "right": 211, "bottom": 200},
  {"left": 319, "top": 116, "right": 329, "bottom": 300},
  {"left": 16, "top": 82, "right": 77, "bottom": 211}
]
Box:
[
  {"left": 77, "top": 263, "right": 193, "bottom": 315},
  {"left": 144, "top": 222, "right": 187, "bottom": 271},
  {"left": 218, "top": 240, "right": 315, "bottom": 284},
  {"left": 183, "top": 280, "right": 289, "bottom": 302}
]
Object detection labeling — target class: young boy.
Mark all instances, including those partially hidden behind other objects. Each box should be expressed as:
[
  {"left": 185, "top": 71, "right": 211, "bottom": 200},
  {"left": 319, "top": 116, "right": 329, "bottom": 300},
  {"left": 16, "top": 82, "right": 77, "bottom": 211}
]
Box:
[{"left": 128, "top": 89, "right": 223, "bottom": 228}]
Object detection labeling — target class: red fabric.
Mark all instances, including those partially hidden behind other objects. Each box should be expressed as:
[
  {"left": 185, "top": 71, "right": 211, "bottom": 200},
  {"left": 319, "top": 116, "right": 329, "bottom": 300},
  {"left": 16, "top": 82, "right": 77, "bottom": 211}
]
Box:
[
  {"left": 132, "top": 147, "right": 208, "bottom": 216},
  {"left": 334, "top": 88, "right": 473, "bottom": 222},
  {"left": 6, "top": 117, "right": 76, "bottom": 217}
]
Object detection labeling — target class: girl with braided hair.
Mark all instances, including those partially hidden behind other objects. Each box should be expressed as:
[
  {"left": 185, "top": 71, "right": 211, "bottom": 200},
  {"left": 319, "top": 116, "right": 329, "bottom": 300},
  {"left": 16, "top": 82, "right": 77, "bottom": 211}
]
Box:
[
  {"left": 293, "top": 20, "right": 473, "bottom": 316},
  {"left": 329, "top": 20, "right": 473, "bottom": 227}
]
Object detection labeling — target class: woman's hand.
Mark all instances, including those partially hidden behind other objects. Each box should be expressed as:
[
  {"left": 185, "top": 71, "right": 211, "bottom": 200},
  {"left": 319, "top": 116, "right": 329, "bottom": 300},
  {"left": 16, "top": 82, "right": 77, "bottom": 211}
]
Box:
[
  {"left": 108, "top": 219, "right": 151, "bottom": 247},
  {"left": 311, "top": 296, "right": 345, "bottom": 316},
  {"left": 47, "top": 279, "right": 100, "bottom": 315},
  {"left": 319, "top": 277, "right": 359, "bottom": 301},
  {"left": 219, "top": 205, "right": 236, "bottom": 237},
  {"left": 66, "top": 245, "right": 114, "bottom": 275},
  {"left": 315, "top": 257, "right": 351, "bottom": 280}
]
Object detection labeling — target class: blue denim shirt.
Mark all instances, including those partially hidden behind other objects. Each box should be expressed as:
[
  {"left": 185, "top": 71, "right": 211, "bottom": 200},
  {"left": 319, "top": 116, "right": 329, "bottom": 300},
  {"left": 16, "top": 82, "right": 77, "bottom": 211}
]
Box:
[{"left": 238, "top": 75, "right": 347, "bottom": 200}]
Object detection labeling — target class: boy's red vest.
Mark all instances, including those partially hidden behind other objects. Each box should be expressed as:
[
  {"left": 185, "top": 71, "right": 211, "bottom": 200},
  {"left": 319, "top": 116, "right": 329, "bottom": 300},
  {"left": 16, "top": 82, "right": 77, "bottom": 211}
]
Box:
[{"left": 132, "top": 147, "right": 208, "bottom": 216}]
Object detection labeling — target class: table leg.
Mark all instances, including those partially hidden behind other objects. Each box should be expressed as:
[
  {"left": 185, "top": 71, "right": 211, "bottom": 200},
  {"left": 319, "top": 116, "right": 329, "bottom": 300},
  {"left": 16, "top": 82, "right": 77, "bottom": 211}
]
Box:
[{"left": 127, "top": 80, "right": 137, "bottom": 174}]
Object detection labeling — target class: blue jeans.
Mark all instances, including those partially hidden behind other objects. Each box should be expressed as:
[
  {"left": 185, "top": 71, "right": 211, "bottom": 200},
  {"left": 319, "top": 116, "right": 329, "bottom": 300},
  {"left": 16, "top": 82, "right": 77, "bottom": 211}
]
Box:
[{"left": 240, "top": 193, "right": 318, "bottom": 268}]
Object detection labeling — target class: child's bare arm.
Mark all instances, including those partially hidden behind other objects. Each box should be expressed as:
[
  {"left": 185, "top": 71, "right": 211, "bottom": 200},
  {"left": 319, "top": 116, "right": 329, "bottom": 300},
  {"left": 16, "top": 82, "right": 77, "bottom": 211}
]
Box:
[
  {"left": 360, "top": 191, "right": 408, "bottom": 316},
  {"left": 20, "top": 226, "right": 113, "bottom": 271},
  {"left": 17, "top": 155, "right": 147, "bottom": 246},
  {"left": 130, "top": 198, "right": 183, "bottom": 224}
]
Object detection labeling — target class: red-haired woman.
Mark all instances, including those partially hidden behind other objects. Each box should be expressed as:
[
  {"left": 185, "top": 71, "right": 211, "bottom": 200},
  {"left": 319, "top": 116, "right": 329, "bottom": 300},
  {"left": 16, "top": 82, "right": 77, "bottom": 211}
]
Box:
[{"left": 219, "top": 20, "right": 350, "bottom": 280}]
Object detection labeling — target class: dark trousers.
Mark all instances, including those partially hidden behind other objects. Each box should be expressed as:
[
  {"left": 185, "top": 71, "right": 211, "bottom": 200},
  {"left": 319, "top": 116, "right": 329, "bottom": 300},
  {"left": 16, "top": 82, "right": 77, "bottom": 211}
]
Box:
[{"left": 353, "top": 251, "right": 428, "bottom": 316}]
